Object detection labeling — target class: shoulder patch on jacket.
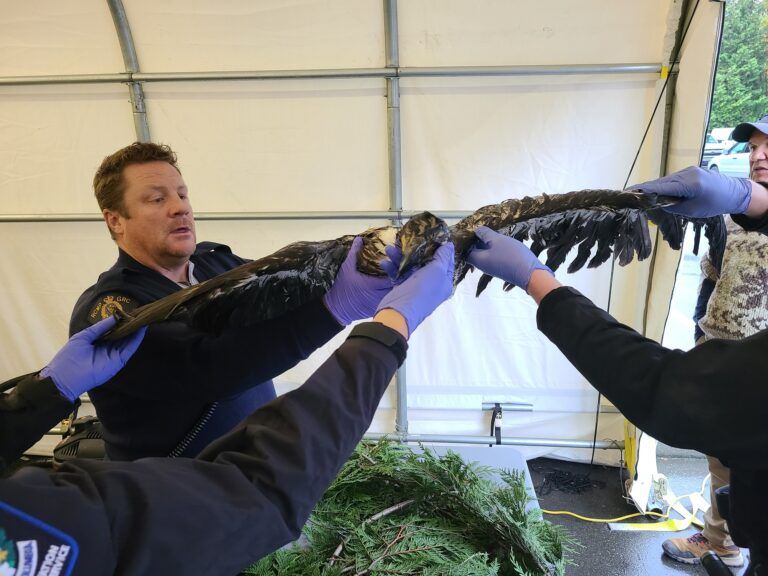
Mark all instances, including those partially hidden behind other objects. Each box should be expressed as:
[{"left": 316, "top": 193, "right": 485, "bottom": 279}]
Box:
[
  {"left": 0, "top": 500, "right": 79, "bottom": 575},
  {"left": 195, "top": 241, "right": 232, "bottom": 255},
  {"left": 87, "top": 294, "right": 138, "bottom": 324}
]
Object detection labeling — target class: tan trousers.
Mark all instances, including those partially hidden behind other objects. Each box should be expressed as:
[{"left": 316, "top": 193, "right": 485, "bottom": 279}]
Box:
[{"left": 701, "top": 455, "right": 734, "bottom": 548}]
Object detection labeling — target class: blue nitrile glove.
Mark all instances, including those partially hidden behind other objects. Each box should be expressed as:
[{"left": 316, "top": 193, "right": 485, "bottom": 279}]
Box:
[
  {"left": 40, "top": 316, "right": 146, "bottom": 403},
  {"left": 375, "top": 242, "right": 455, "bottom": 333},
  {"left": 323, "top": 236, "right": 395, "bottom": 326},
  {"left": 379, "top": 243, "right": 415, "bottom": 283},
  {"left": 631, "top": 166, "right": 752, "bottom": 217},
  {"left": 379, "top": 243, "right": 402, "bottom": 281},
  {"left": 466, "top": 226, "right": 552, "bottom": 291}
]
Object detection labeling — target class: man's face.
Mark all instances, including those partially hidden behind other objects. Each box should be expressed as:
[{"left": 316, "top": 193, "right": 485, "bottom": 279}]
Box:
[
  {"left": 105, "top": 161, "right": 197, "bottom": 267},
  {"left": 748, "top": 131, "right": 768, "bottom": 184}
]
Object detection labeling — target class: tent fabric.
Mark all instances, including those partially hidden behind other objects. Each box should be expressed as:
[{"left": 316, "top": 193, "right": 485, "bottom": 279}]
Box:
[{"left": 0, "top": 1, "right": 722, "bottom": 463}]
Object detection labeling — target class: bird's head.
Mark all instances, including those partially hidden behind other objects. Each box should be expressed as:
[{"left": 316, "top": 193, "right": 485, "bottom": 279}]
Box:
[{"left": 395, "top": 211, "right": 450, "bottom": 277}]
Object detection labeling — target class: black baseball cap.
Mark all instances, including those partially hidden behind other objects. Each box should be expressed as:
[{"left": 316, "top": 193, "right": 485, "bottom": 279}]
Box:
[{"left": 732, "top": 113, "right": 768, "bottom": 142}]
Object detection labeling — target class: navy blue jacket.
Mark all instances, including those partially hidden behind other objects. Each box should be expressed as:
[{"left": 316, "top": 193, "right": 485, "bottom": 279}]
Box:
[
  {"left": 69, "top": 243, "right": 342, "bottom": 460},
  {"left": 0, "top": 324, "right": 405, "bottom": 575}
]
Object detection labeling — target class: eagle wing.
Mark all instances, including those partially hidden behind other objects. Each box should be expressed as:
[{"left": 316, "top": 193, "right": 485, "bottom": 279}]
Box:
[
  {"left": 449, "top": 189, "right": 725, "bottom": 295},
  {"left": 105, "top": 236, "right": 354, "bottom": 340},
  {"left": 103, "top": 189, "right": 724, "bottom": 340}
]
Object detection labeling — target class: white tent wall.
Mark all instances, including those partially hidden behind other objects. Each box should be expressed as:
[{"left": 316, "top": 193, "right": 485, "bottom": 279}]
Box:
[{"left": 0, "top": 0, "right": 721, "bottom": 462}]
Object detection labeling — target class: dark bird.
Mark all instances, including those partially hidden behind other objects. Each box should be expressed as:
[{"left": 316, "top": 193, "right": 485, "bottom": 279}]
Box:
[{"left": 103, "top": 189, "right": 725, "bottom": 340}]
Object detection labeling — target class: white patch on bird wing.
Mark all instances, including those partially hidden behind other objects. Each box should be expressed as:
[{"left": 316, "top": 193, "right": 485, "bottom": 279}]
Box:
[
  {"left": 375, "top": 227, "right": 397, "bottom": 246},
  {"left": 233, "top": 274, "right": 260, "bottom": 289}
]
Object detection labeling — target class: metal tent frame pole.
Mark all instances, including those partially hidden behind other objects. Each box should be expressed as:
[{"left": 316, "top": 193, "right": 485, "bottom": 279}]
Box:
[
  {"left": 363, "top": 433, "right": 622, "bottom": 450},
  {"left": 384, "top": 0, "right": 409, "bottom": 438},
  {"left": 106, "top": 0, "right": 150, "bottom": 142},
  {"left": 0, "top": 63, "right": 661, "bottom": 87},
  {"left": 0, "top": 210, "right": 472, "bottom": 223}
]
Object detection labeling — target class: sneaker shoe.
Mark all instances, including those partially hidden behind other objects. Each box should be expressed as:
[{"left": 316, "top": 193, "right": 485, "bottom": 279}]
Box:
[{"left": 662, "top": 532, "right": 744, "bottom": 567}]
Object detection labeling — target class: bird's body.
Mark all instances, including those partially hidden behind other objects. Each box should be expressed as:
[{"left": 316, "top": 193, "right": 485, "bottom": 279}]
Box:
[{"left": 104, "top": 188, "right": 724, "bottom": 340}]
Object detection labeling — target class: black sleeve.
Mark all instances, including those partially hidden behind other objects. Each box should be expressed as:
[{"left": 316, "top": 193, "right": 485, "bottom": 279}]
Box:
[
  {"left": 731, "top": 181, "right": 768, "bottom": 234},
  {"left": 692, "top": 276, "right": 715, "bottom": 342},
  {"left": 0, "top": 323, "right": 404, "bottom": 575},
  {"left": 536, "top": 287, "right": 768, "bottom": 466},
  {"left": 111, "top": 296, "right": 343, "bottom": 401},
  {"left": 732, "top": 211, "right": 768, "bottom": 235},
  {"left": 0, "top": 374, "right": 74, "bottom": 471}
]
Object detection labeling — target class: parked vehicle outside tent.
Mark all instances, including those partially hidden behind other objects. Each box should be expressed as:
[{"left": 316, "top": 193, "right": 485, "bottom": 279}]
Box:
[
  {"left": 701, "top": 133, "right": 725, "bottom": 167},
  {"left": 707, "top": 141, "right": 749, "bottom": 177},
  {"left": 710, "top": 126, "right": 735, "bottom": 148}
]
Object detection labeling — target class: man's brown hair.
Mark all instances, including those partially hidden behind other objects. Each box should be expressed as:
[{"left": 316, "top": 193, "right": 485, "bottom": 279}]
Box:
[{"left": 94, "top": 142, "right": 181, "bottom": 216}]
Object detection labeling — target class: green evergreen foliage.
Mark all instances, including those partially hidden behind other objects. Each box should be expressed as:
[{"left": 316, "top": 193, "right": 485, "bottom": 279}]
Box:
[
  {"left": 245, "top": 441, "right": 573, "bottom": 576},
  {"left": 710, "top": 0, "right": 768, "bottom": 128}
]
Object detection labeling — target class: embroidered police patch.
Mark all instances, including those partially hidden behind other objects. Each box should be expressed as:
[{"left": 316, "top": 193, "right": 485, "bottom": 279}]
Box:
[
  {"left": 87, "top": 294, "right": 137, "bottom": 324},
  {"left": 0, "top": 500, "right": 78, "bottom": 576}
]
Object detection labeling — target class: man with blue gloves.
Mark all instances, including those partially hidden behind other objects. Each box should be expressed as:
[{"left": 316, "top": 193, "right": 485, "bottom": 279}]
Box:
[
  {"left": 70, "top": 142, "right": 402, "bottom": 461},
  {"left": 466, "top": 167, "right": 768, "bottom": 575},
  {"left": 1, "top": 242, "right": 454, "bottom": 575}
]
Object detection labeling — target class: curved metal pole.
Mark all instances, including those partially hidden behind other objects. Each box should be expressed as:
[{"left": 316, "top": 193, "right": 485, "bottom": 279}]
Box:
[{"left": 106, "top": 0, "right": 150, "bottom": 142}]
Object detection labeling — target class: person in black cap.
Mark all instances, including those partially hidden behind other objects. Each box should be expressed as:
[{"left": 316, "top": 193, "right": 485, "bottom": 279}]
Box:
[
  {"left": 732, "top": 113, "right": 768, "bottom": 159},
  {"left": 661, "top": 115, "right": 768, "bottom": 566}
]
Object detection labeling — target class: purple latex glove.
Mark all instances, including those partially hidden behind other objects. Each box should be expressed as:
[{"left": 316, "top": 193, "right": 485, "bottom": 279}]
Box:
[
  {"left": 40, "top": 316, "right": 146, "bottom": 402},
  {"left": 379, "top": 243, "right": 414, "bottom": 283},
  {"left": 467, "top": 226, "right": 552, "bottom": 291},
  {"left": 323, "top": 236, "right": 394, "bottom": 326},
  {"left": 376, "top": 242, "right": 455, "bottom": 334},
  {"left": 631, "top": 166, "right": 752, "bottom": 217}
]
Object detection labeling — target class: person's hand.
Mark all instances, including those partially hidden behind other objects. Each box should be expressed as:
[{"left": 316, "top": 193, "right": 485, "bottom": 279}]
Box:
[
  {"left": 631, "top": 166, "right": 752, "bottom": 217},
  {"left": 323, "top": 237, "right": 394, "bottom": 326},
  {"left": 466, "top": 226, "right": 552, "bottom": 291},
  {"left": 375, "top": 242, "right": 454, "bottom": 336},
  {"left": 40, "top": 316, "right": 147, "bottom": 402}
]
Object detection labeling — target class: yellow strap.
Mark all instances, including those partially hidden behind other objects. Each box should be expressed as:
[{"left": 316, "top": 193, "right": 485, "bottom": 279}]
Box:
[
  {"left": 542, "top": 509, "right": 666, "bottom": 523},
  {"left": 609, "top": 518, "right": 693, "bottom": 532}
]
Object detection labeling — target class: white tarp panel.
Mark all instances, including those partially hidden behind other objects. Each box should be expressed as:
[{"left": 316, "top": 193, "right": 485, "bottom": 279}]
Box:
[
  {"left": 141, "top": 79, "right": 389, "bottom": 213},
  {"left": 397, "top": 0, "right": 670, "bottom": 66},
  {"left": 0, "top": 0, "right": 721, "bottom": 463},
  {"left": 0, "top": 1, "right": 123, "bottom": 76},
  {"left": 124, "top": 0, "right": 385, "bottom": 71}
]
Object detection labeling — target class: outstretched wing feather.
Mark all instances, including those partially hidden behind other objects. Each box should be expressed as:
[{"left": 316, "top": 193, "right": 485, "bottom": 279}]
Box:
[
  {"left": 104, "top": 238, "right": 352, "bottom": 340},
  {"left": 105, "top": 188, "right": 727, "bottom": 340}
]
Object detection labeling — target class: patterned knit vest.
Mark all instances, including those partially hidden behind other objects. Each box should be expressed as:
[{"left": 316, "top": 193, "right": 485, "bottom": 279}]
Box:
[{"left": 698, "top": 217, "right": 768, "bottom": 340}]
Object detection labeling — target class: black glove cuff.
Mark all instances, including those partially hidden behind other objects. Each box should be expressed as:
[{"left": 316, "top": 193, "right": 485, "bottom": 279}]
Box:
[
  {"left": 348, "top": 322, "right": 408, "bottom": 366},
  {"left": 16, "top": 373, "right": 76, "bottom": 410}
]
